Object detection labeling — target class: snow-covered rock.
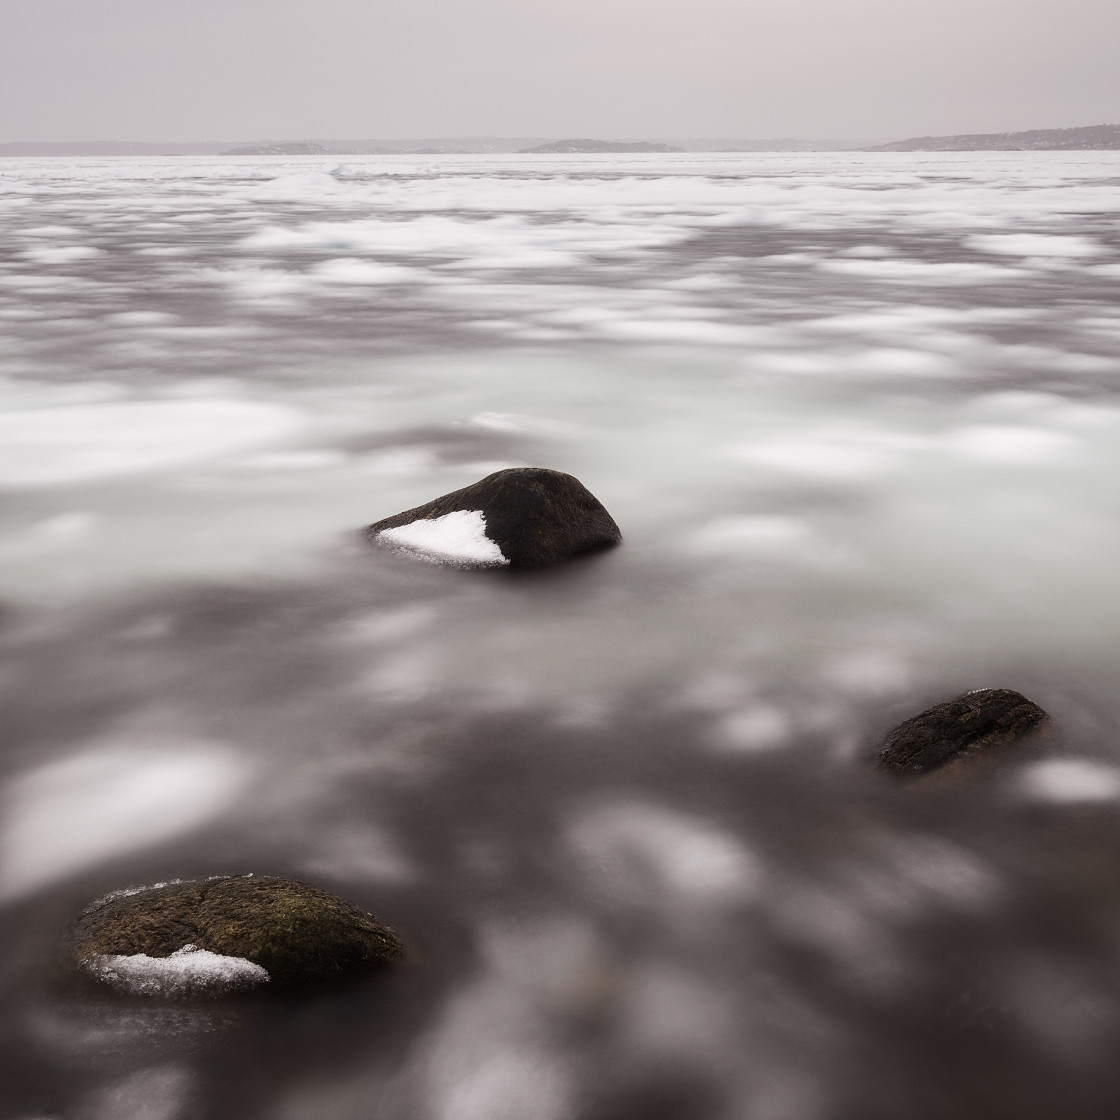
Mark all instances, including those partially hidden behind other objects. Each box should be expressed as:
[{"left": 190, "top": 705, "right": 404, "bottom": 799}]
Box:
[
  {"left": 71, "top": 876, "right": 404, "bottom": 997},
  {"left": 367, "top": 467, "right": 621, "bottom": 569}
]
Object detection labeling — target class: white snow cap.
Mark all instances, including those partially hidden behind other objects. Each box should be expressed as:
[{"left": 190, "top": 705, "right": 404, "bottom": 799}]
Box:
[
  {"left": 84, "top": 944, "right": 269, "bottom": 997},
  {"left": 377, "top": 509, "right": 508, "bottom": 567}
]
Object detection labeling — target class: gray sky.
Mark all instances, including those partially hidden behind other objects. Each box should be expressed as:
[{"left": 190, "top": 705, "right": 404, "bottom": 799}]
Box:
[{"left": 3, "top": 0, "right": 1118, "bottom": 141}]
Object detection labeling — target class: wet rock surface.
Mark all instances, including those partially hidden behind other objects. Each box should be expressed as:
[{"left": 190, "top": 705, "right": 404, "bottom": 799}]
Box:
[
  {"left": 877, "top": 688, "right": 1050, "bottom": 777},
  {"left": 70, "top": 876, "right": 405, "bottom": 992},
  {"left": 366, "top": 466, "right": 622, "bottom": 569}
]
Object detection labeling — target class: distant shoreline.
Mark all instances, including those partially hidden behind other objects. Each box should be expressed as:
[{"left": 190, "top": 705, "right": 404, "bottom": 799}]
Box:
[
  {"left": 2, "top": 124, "right": 1117, "bottom": 157},
  {"left": 0, "top": 138, "right": 873, "bottom": 157}
]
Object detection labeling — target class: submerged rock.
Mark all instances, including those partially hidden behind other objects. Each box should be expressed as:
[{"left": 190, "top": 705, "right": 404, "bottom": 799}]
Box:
[
  {"left": 877, "top": 687, "right": 1049, "bottom": 778},
  {"left": 366, "top": 466, "right": 622, "bottom": 569},
  {"left": 71, "top": 876, "right": 404, "bottom": 996}
]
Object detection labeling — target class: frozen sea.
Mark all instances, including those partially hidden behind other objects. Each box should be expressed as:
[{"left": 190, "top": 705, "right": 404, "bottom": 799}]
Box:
[{"left": 2, "top": 151, "right": 1120, "bottom": 1119}]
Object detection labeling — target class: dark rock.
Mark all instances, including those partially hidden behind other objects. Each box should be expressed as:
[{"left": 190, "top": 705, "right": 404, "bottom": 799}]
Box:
[
  {"left": 71, "top": 876, "right": 404, "bottom": 995},
  {"left": 877, "top": 688, "right": 1049, "bottom": 778},
  {"left": 366, "top": 466, "right": 622, "bottom": 570}
]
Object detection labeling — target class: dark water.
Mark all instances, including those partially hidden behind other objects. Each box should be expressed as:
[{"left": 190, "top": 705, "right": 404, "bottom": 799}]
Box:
[{"left": 2, "top": 152, "right": 1120, "bottom": 1119}]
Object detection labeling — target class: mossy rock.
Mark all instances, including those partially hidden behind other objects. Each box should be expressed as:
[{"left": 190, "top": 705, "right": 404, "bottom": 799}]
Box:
[
  {"left": 366, "top": 466, "right": 622, "bottom": 569},
  {"left": 877, "top": 688, "right": 1049, "bottom": 778},
  {"left": 71, "top": 876, "right": 405, "bottom": 990}
]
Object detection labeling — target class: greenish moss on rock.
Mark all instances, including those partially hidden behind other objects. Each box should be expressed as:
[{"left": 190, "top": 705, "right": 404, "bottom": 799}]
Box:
[
  {"left": 877, "top": 688, "right": 1049, "bottom": 778},
  {"left": 71, "top": 876, "right": 404, "bottom": 988}
]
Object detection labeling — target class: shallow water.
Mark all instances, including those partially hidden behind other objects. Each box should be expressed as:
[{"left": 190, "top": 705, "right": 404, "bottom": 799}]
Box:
[{"left": 2, "top": 152, "right": 1120, "bottom": 1119}]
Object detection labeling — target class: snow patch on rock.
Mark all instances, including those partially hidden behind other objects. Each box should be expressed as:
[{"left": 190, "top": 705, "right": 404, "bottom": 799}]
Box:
[
  {"left": 84, "top": 944, "right": 269, "bottom": 997},
  {"left": 377, "top": 510, "right": 508, "bottom": 567}
]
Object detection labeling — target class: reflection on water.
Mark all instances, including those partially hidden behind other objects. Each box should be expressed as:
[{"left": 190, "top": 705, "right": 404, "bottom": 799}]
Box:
[{"left": 2, "top": 152, "right": 1120, "bottom": 1118}]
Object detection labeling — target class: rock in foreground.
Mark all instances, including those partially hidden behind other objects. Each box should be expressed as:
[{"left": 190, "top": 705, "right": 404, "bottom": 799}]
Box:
[
  {"left": 366, "top": 467, "right": 622, "bottom": 569},
  {"left": 878, "top": 688, "right": 1049, "bottom": 778},
  {"left": 71, "top": 876, "right": 404, "bottom": 997}
]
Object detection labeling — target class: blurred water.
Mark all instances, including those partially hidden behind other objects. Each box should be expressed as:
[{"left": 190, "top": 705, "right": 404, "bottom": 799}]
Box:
[{"left": 2, "top": 152, "right": 1120, "bottom": 1119}]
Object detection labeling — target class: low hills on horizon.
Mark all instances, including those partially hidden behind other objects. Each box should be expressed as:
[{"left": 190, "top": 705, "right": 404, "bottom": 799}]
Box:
[
  {"left": 0, "top": 136, "right": 873, "bottom": 156},
  {"left": 2, "top": 123, "right": 1118, "bottom": 157},
  {"left": 867, "top": 122, "right": 1120, "bottom": 152},
  {"left": 216, "top": 122, "right": 1120, "bottom": 155}
]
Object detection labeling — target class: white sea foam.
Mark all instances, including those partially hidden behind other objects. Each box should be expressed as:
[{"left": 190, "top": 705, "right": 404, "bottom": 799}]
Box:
[
  {"left": 104, "top": 310, "right": 180, "bottom": 326},
  {"left": 1016, "top": 760, "right": 1120, "bottom": 803},
  {"left": 685, "top": 515, "right": 815, "bottom": 555},
  {"left": 22, "top": 224, "right": 81, "bottom": 236},
  {"left": 569, "top": 802, "right": 761, "bottom": 909},
  {"left": 310, "top": 257, "right": 423, "bottom": 284},
  {"left": 84, "top": 944, "right": 269, "bottom": 997},
  {"left": 944, "top": 425, "right": 1079, "bottom": 464},
  {"left": 594, "top": 318, "right": 762, "bottom": 345},
  {"left": 240, "top": 212, "right": 686, "bottom": 266},
  {"left": 0, "top": 744, "right": 251, "bottom": 902},
  {"left": 249, "top": 170, "right": 351, "bottom": 201},
  {"left": 712, "top": 705, "right": 795, "bottom": 753},
  {"left": 200, "top": 265, "right": 308, "bottom": 302},
  {"left": 0, "top": 398, "right": 303, "bottom": 487},
  {"left": 466, "top": 411, "right": 563, "bottom": 433},
  {"left": 18, "top": 245, "right": 103, "bottom": 265},
  {"left": 0, "top": 511, "right": 99, "bottom": 557},
  {"left": 377, "top": 510, "right": 508, "bottom": 567},
  {"left": 729, "top": 430, "right": 912, "bottom": 480},
  {"left": 967, "top": 233, "right": 1106, "bottom": 258},
  {"left": 818, "top": 258, "right": 1023, "bottom": 283}
]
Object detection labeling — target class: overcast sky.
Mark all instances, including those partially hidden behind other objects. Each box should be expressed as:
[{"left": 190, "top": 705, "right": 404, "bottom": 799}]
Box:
[{"left": 3, "top": 0, "right": 1118, "bottom": 141}]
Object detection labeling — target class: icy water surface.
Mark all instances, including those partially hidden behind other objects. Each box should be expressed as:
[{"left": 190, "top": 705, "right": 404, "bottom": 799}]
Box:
[{"left": 2, "top": 152, "right": 1120, "bottom": 1118}]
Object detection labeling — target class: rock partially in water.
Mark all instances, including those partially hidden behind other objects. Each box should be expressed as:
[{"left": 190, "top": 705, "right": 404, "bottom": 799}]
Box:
[
  {"left": 71, "top": 876, "right": 404, "bottom": 996},
  {"left": 366, "top": 466, "right": 622, "bottom": 569},
  {"left": 877, "top": 688, "right": 1050, "bottom": 778}
]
